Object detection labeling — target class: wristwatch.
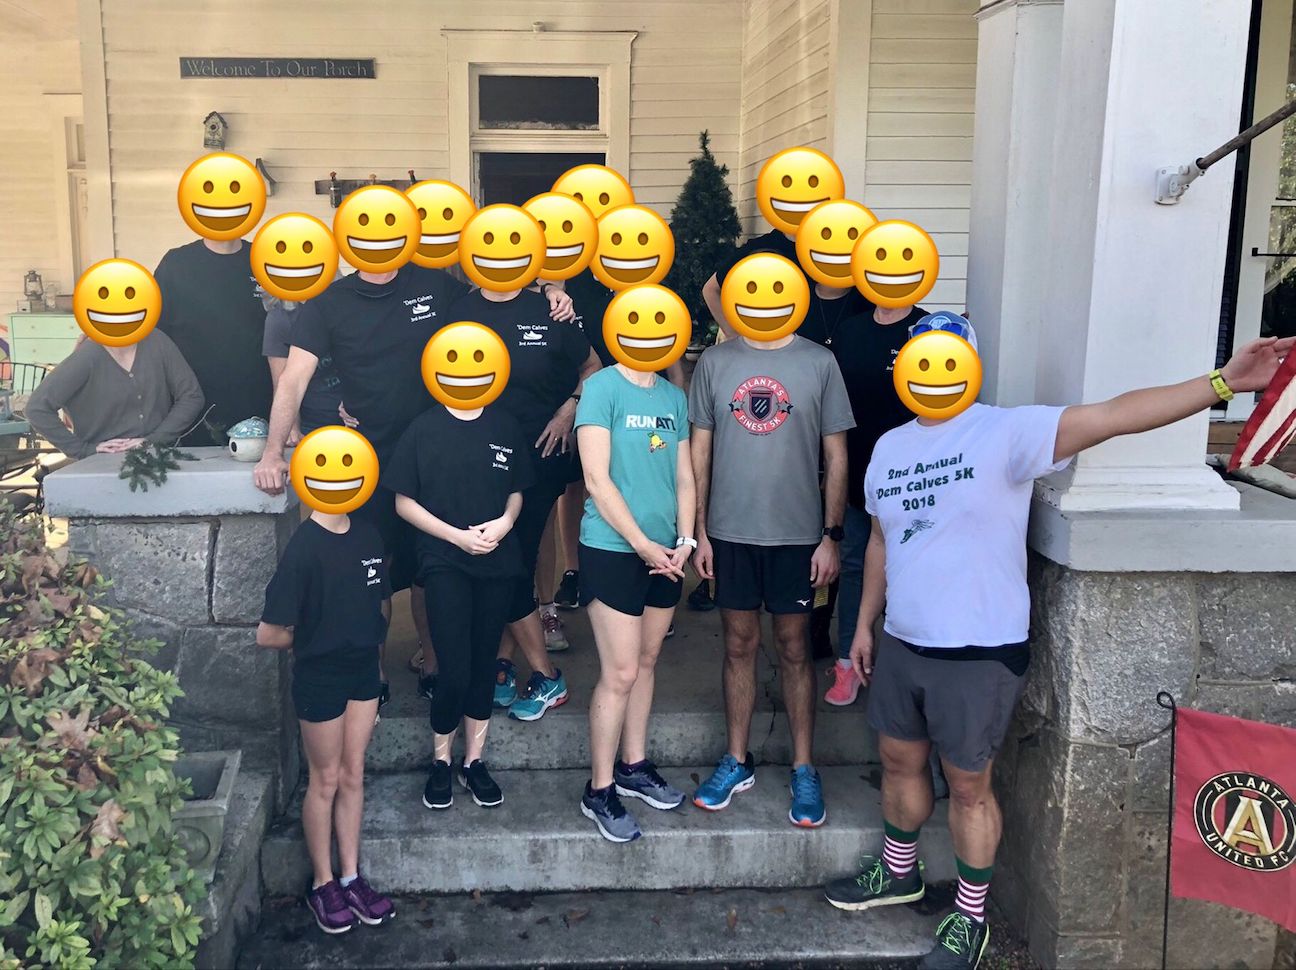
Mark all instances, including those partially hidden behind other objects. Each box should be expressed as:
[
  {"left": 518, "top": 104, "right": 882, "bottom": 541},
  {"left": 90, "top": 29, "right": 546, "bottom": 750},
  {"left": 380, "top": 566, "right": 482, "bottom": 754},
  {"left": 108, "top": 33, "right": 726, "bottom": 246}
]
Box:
[
  {"left": 823, "top": 525, "right": 844, "bottom": 542},
  {"left": 676, "top": 536, "right": 698, "bottom": 550},
  {"left": 1208, "top": 369, "right": 1234, "bottom": 402}
]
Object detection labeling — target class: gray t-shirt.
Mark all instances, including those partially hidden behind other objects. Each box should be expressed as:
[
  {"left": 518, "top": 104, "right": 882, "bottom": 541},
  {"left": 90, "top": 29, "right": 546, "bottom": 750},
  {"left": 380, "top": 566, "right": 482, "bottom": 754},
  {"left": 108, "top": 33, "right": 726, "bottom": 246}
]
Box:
[{"left": 690, "top": 336, "right": 855, "bottom": 545}]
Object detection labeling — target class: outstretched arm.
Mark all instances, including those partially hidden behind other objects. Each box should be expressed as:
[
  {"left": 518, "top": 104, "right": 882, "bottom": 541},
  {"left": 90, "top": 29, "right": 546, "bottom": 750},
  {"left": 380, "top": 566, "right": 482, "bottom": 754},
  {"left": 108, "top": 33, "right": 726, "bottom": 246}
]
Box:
[{"left": 1053, "top": 336, "right": 1294, "bottom": 463}]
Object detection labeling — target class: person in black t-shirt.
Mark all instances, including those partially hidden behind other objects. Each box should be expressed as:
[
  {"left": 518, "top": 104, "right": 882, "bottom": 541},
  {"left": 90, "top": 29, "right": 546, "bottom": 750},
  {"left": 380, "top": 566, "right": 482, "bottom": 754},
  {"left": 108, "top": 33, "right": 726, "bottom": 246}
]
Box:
[
  {"left": 700, "top": 227, "right": 813, "bottom": 342},
  {"left": 257, "top": 506, "right": 396, "bottom": 934},
  {"left": 261, "top": 293, "right": 348, "bottom": 441},
  {"left": 446, "top": 286, "right": 601, "bottom": 721},
  {"left": 154, "top": 237, "right": 273, "bottom": 446},
  {"left": 384, "top": 403, "right": 533, "bottom": 810}
]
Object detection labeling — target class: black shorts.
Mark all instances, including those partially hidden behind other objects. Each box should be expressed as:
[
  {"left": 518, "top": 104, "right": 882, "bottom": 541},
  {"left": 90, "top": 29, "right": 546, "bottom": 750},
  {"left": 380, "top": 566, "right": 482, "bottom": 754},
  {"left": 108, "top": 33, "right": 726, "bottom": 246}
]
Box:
[
  {"left": 292, "top": 647, "right": 382, "bottom": 723},
  {"left": 578, "top": 543, "right": 683, "bottom": 616},
  {"left": 711, "top": 538, "right": 815, "bottom": 614},
  {"left": 349, "top": 483, "right": 416, "bottom": 593}
]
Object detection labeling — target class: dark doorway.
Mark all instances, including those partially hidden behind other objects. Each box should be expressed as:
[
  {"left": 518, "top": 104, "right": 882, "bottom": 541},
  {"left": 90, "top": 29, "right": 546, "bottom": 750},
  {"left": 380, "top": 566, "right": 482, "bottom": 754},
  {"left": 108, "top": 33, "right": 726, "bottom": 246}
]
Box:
[{"left": 478, "top": 151, "right": 606, "bottom": 207}]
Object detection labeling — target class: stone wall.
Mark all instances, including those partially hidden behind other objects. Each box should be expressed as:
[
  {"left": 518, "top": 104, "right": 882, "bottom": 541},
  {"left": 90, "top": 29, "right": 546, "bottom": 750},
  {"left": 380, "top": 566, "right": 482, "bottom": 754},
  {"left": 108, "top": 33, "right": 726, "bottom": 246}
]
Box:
[{"left": 994, "top": 556, "right": 1295, "bottom": 969}]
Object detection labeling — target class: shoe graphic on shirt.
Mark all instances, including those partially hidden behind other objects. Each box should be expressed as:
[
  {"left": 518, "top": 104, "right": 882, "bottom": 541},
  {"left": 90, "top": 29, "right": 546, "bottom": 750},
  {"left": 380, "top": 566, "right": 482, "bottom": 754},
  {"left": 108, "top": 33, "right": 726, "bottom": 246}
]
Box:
[
  {"left": 901, "top": 519, "right": 934, "bottom": 544},
  {"left": 522, "top": 330, "right": 543, "bottom": 341},
  {"left": 412, "top": 302, "right": 430, "bottom": 314}
]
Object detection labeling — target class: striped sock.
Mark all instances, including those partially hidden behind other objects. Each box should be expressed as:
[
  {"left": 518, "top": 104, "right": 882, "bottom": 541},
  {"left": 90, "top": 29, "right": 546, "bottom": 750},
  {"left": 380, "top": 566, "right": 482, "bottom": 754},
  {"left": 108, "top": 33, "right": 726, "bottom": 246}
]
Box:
[
  {"left": 881, "top": 821, "right": 919, "bottom": 879},
  {"left": 954, "top": 858, "right": 993, "bottom": 923}
]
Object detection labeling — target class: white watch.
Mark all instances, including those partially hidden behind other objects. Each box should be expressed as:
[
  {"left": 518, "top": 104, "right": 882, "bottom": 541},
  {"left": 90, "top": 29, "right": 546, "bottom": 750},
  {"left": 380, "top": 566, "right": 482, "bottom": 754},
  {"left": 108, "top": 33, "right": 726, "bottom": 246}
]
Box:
[{"left": 676, "top": 536, "right": 698, "bottom": 550}]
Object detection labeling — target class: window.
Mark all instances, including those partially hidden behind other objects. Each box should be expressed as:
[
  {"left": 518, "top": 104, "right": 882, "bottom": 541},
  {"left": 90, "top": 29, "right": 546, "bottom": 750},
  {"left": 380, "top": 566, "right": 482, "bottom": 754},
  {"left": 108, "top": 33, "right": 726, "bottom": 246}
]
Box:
[{"left": 478, "top": 75, "right": 600, "bottom": 131}]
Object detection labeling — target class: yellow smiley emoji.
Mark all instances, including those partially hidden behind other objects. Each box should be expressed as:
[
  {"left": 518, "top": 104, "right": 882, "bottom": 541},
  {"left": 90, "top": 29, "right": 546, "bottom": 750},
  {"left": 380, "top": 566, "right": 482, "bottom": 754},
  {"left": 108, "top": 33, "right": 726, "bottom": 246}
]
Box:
[
  {"left": 892, "top": 331, "right": 982, "bottom": 420},
  {"left": 177, "top": 152, "right": 267, "bottom": 241},
  {"left": 795, "top": 200, "right": 877, "bottom": 286},
  {"left": 603, "top": 284, "right": 691, "bottom": 372},
  {"left": 406, "top": 180, "right": 477, "bottom": 269},
  {"left": 852, "top": 220, "right": 940, "bottom": 309},
  {"left": 73, "top": 258, "right": 162, "bottom": 347},
  {"left": 333, "top": 185, "right": 420, "bottom": 273},
  {"left": 720, "top": 252, "right": 811, "bottom": 342},
  {"left": 421, "top": 322, "right": 511, "bottom": 410},
  {"left": 458, "top": 205, "right": 547, "bottom": 291},
  {"left": 592, "top": 205, "right": 675, "bottom": 290},
  {"left": 522, "top": 192, "right": 597, "bottom": 280},
  {"left": 250, "top": 214, "right": 339, "bottom": 302},
  {"left": 552, "top": 164, "right": 635, "bottom": 220},
  {"left": 756, "top": 147, "right": 845, "bottom": 234},
  {"left": 290, "top": 426, "right": 380, "bottom": 514}
]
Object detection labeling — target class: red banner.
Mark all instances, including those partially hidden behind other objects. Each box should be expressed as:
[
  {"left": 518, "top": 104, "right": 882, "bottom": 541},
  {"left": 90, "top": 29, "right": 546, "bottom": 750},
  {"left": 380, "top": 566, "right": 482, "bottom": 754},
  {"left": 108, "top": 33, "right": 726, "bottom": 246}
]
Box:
[{"left": 1169, "top": 707, "right": 1296, "bottom": 931}]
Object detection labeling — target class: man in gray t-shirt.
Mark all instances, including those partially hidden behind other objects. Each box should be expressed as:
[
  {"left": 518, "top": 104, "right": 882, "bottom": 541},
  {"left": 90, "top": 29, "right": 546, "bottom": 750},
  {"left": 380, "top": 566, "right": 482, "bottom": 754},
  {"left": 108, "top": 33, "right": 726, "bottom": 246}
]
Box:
[{"left": 688, "top": 333, "right": 854, "bottom": 827}]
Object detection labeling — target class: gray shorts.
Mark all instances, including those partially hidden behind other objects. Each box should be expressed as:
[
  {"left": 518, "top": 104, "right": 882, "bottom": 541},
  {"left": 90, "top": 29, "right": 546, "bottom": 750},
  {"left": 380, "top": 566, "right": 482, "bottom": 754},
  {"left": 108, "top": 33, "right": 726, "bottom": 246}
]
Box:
[{"left": 865, "top": 629, "right": 1026, "bottom": 772}]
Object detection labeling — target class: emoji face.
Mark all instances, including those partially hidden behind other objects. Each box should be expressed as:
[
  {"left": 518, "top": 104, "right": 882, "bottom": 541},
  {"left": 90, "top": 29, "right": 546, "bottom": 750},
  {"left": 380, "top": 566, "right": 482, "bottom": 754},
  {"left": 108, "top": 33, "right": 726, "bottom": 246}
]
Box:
[
  {"left": 290, "top": 427, "right": 380, "bottom": 513},
  {"left": 72, "top": 258, "right": 162, "bottom": 347},
  {"left": 421, "top": 322, "right": 511, "bottom": 410},
  {"left": 591, "top": 205, "right": 675, "bottom": 290},
  {"left": 176, "top": 152, "right": 266, "bottom": 240},
  {"left": 552, "top": 164, "right": 635, "bottom": 220},
  {"left": 892, "top": 331, "right": 982, "bottom": 420},
  {"left": 406, "top": 180, "right": 477, "bottom": 269},
  {"left": 602, "top": 284, "right": 691, "bottom": 372},
  {"left": 719, "top": 253, "right": 810, "bottom": 342},
  {"left": 250, "top": 214, "right": 339, "bottom": 301},
  {"left": 522, "top": 193, "right": 597, "bottom": 280},
  {"left": 852, "top": 220, "right": 940, "bottom": 309},
  {"left": 756, "top": 147, "right": 845, "bottom": 235},
  {"left": 795, "top": 200, "right": 877, "bottom": 286},
  {"left": 333, "top": 185, "right": 420, "bottom": 272},
  {"left": 458, "top": 205, "right": 546, "bottom": 291}
]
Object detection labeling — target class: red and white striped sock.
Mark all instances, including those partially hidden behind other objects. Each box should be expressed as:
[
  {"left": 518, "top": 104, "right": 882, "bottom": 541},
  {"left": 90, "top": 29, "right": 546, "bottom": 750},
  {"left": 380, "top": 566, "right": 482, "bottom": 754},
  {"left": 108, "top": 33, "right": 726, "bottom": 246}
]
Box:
[
  {"left": 881, "top": 833, "right": 918, "bottom": 879},
  {"left": 955, "top": 875, "right": 989, "bottom": 923}
]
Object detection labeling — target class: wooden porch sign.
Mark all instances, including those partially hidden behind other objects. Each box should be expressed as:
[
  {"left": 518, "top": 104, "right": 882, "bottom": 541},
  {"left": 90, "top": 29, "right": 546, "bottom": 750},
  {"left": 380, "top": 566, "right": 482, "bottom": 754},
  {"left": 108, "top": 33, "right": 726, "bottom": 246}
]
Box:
[{"left": 180, "top": 58, "right": 376, "bottom": 79}]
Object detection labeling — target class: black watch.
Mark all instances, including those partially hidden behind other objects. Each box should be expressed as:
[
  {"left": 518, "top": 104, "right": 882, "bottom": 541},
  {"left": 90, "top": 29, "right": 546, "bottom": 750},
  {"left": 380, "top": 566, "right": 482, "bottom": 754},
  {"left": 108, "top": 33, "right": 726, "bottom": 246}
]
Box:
[{"left": 823, "top": 525, "right": 844, "bottom": 542}]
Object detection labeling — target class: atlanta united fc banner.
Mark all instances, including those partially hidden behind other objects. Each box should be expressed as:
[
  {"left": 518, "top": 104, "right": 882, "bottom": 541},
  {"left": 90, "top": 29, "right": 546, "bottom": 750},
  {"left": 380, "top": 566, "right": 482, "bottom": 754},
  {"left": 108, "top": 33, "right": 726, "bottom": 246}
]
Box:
[{"left": 1169, "top": 707, "right": 1296, "bottom": 931}]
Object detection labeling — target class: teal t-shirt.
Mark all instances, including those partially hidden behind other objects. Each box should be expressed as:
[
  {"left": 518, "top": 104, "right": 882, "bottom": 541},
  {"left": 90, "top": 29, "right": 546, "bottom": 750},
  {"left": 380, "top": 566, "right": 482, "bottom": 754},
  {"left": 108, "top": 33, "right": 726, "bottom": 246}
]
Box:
[{"left": 574, "top": 367, "right": 689, "bottom": 553}]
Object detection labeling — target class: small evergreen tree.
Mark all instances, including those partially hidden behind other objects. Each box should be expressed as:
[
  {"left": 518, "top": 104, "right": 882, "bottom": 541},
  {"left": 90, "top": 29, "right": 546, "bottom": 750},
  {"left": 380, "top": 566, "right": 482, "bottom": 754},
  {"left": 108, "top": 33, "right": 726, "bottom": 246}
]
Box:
[{"left": 665, "top": 131, "right": 742, "bottom": 345}]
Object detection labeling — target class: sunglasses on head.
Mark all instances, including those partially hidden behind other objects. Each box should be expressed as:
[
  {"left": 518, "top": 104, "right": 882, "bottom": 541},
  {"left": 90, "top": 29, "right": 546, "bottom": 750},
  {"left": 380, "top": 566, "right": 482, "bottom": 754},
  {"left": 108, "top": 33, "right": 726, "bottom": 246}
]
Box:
[{"left": 909, "top": 314, "right": 973, "bottom": 341}]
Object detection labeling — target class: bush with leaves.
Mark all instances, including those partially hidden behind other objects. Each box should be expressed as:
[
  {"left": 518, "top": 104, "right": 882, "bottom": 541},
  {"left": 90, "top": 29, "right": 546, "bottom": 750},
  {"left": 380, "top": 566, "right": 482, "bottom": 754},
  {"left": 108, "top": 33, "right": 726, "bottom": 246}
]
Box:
[{"left": 0, "top": 507, "right": 203, "bottom": 969}]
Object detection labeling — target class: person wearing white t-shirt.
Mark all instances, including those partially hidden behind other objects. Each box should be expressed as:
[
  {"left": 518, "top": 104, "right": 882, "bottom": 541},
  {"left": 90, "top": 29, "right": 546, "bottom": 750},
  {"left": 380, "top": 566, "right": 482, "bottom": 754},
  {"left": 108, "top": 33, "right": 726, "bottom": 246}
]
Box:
[{"left": 824, "top": 333, "right": 1294, "bottom": 970}]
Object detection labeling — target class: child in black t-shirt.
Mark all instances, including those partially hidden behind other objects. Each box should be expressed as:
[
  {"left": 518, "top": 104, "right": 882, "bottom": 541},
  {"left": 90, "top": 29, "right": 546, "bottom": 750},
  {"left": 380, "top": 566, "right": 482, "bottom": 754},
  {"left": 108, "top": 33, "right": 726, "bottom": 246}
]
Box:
[
  {"left": 384, "top": 402, "right": 534, "bottom": 811},
  {"left": 257, "top": 508, "right": 396, "bottom": 935}
]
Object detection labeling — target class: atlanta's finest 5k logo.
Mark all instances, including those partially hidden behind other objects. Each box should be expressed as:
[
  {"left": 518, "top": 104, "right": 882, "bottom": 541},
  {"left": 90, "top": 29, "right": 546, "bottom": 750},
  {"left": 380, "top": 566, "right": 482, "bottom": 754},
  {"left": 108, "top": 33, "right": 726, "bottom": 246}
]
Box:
[
  {"left": 1193, "top": 772, "right": 1295, "bottom": 871},
  {"left": 729, "top": 375, "right": 792, "bottom": 435}
]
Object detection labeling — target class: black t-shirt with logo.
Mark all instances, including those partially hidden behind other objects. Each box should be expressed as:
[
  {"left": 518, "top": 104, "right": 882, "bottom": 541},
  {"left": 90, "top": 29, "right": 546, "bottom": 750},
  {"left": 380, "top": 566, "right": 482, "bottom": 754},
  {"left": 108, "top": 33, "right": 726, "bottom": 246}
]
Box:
[
  {"left": 261, "top": 518, "right": 391, "bottom": 661},
  {"left": 564, "top": 269, "right": 617, "bottom": 366},
  {"left": 154, "top": 239, "right": 272, "bottom": 446},
  {"left": 382, "top": 405, "right": 536, "bottom": 579},
  {"left": 290, "top": 264, "right": 469, "bottom": 459}
]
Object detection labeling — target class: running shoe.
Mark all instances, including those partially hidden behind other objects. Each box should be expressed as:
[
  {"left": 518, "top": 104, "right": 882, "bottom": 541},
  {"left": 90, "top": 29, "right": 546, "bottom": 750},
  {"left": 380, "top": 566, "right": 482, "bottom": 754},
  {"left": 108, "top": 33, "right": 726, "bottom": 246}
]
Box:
[
  {"left": 789, "top": 765, "right": 826, "bottom": 827},
  {"left": 493, "top": 658, "right": 517, "bottom": 708},
  {"left": 555, "top": 570, "right": 580, "bottom": 610},
  {"left": 664, "top": 624, "right": 675, "bottom": 639},
  {"left": 306, "top": 880, "right": 358, "bottom": 935},
  {"left": 824, "top": 663, "right": 861, "bottom": 706},
  {"left": 341, "top": 873, "right": 396, "bottom": 925},
  {"left": 825, "top": 855, "right": 926, "bottom": 912},
  {"left": 687, "top": 579, "right": 715, "bottom": 612},
  {"left": 507, "top": 669, "right": 569, "bottom": 721},
  {"left": 422, "top": 760, "right": 453, "bottom": 810},
  {"left": 541, "top": 607, "right": 570, "bottom": 652},
  {"left": 614, "top": 759, "right": 685, "bottom": 810},
  {"left": 693, "top": 752, "right": 755, "bottom": 811},
  {"left": 919, "top": 913, "right": 989, "bottom": 969},
  {"left": 418, "top": 672, "right": 437, "bottom": 703},
  {"left": 458, "top": 758, "right": 503, "bottom": 808},
  {"left": 581, "top": 782, "right": 642, "bottom": 843}
]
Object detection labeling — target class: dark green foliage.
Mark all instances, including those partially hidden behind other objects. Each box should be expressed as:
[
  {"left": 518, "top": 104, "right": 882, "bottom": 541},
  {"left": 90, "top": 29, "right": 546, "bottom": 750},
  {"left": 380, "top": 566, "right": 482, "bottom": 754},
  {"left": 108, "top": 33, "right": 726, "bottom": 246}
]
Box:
[{"left": 117, "top": 445, "right": 196, "bottom": 493}]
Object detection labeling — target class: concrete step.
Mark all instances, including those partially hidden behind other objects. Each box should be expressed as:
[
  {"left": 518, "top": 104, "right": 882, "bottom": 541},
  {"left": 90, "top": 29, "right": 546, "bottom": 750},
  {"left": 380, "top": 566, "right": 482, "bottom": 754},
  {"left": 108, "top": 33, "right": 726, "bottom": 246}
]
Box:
[
  {"left": 238, "top": 885, "right": 958, "bottom": 969},
  {"left": 260, "top": 765, "right": 953, "bottom": 897},
  {"left": 372, "top": 600, "right": 879, "bottom": 772}
]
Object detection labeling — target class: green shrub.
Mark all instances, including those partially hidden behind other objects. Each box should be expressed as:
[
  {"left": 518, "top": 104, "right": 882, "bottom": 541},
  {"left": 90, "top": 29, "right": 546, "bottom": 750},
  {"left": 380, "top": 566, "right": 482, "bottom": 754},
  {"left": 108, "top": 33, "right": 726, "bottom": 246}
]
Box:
[{"left": 0, "top": 509, "right": 203, "bottom": 969}]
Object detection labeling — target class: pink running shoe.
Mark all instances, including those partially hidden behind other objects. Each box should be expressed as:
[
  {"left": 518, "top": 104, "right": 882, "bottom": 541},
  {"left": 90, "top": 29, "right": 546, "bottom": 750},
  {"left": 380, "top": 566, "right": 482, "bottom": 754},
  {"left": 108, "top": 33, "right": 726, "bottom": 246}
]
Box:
[
  {"left": 824, "top": 663, "right": 861, "bottom": 706},
  {"left": 341, "top": 873, "right": 396, "bottom": 925},
  {"left": 306, "top": 880, "right": 358, "bottom": 935}
]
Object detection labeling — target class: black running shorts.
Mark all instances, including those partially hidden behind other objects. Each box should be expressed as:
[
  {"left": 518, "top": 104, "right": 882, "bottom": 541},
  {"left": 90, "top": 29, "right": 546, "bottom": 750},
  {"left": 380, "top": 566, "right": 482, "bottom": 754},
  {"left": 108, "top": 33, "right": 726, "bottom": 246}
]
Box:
[
  {"left": 578, "top": 543, "right": 683, "bottom": 617},
  {"left": 292, "top": 647, "right": 383, "bottom": 723},
  {"left": 710, "top": 538, "right": 815, "bottom": 614}
]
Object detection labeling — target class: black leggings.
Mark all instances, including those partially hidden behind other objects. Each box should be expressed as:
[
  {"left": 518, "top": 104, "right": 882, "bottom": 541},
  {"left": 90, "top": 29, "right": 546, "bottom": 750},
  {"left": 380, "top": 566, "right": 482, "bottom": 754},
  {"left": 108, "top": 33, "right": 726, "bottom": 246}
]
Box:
[
  {"left": 424, "top": 569, "right": 512, "bottom": 735},
  {"left": 506, "top": 456, "right": 576, "bottom": 622}
]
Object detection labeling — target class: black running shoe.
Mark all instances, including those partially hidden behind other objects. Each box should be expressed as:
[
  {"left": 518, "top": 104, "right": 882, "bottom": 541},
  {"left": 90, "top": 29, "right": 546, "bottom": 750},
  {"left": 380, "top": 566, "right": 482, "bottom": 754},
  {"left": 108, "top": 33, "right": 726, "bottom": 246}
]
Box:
[
  {"left": 825, "top": 855, "right": 925, "bottom": 911},
  {"left": 555, "top": 570, "right": 580, "bottom": 610},
  {"left": 458, "top": 759, "right": 503, "bottom": 808},
  {"left": 918, "top": 913, "right": 989, "bottom": 969},
  {"left": 377, "top": 681, "right": 391, "bottom": 711},
  {"left": 418, "top": 673, "right": 437, "bottom": 703},
  {"left": 422, "top": 760, "right": 453, "bottom": 810},
  {"left": 687, "top": 579, "right": 715, "bottom": 612}
]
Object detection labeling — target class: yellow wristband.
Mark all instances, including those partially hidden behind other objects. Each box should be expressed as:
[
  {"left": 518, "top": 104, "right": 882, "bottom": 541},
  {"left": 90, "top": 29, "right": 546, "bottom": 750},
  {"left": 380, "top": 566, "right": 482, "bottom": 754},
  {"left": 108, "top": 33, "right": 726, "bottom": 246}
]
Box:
[{"left": 1209, "top": 369, "right": 1234, "bottom": 402}]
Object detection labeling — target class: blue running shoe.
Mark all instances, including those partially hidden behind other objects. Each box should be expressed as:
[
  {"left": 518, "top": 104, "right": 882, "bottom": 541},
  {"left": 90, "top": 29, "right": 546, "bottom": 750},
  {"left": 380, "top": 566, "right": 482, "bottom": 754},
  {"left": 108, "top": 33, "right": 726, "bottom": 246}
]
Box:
[
  {"left": 507, "top": 669, "right": 568, "bottom": 722},
  {"left": 789, "top": 764, "right": 826, "bottom": 828},
  {"left": 493, "top": 659, "right": 517, "bottom": 708},
  {"left": 693, "top": 752, "right": 755, "bottom": 811}
]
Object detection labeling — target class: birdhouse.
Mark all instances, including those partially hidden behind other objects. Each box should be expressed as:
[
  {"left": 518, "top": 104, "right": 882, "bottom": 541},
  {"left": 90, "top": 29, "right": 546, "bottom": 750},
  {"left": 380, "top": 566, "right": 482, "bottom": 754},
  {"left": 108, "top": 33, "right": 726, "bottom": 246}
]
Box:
[{"left": 203, "top": 111, "right": 228, "bottom": 149}]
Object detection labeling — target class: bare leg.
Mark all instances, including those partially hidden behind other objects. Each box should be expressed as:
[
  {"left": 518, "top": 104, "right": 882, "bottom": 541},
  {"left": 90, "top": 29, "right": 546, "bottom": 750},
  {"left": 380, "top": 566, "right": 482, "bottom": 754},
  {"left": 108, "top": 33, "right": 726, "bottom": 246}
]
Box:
[
  {"left": 411, "top": 585, "right": 436, "bottom": 675},
  {"left": 771, "top": 612, "right": 815, "bottom": 768},
  {"left": 619, "top": 604, "right": 674, "bottom": 765},
  {"left": 334, "top": 697, "right": 379, "bottom": 879},
  {"left": 463, "top": 716, "right": 490, "bottom": 764},
  {"left": 941, "top": 759, "right": 1001, "bottom": 869},
  {"left": 300, "top": 716, "right": 345, "bottom": 888},
  {"left": 536, "top": 506, "right": 558, "bottom": 606},
  {"left": 432, "top": 727, "right": 458, "bottom": 765},
  {"left": 497, "top": 625, "right": 517, "bottom": 664},
  {"left": 508, "top": 611, "right": 557, "bottom": 680},
  {"left": 720, "top": 609, "right": 761, "bottom": 761},
  {"left": 879, "top": 734, "right": 935, "bottom": 833},
  {"left": 557, "top": 481, "right": 584, "bottom": 573},
  {"left": 588, "top": 599, "right": 642, "bottom": 789}
]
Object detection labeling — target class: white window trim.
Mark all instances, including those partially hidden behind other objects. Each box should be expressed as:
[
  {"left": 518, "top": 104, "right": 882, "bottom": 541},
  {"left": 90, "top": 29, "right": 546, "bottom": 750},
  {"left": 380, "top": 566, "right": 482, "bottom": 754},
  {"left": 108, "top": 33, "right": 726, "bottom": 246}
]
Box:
[
  {"left": 443, "top": 29, "right": 635, "bottom": 202},
  {"left": 44, "top": 93, "right": 84, "bottom": 290}
]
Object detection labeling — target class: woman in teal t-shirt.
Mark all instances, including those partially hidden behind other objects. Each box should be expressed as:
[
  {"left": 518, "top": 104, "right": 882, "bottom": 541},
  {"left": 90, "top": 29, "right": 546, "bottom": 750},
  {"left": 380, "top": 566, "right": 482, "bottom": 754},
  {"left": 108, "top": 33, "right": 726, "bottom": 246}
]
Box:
[{"left": 573, "top": 361, "right": 695, "bottom": 843}]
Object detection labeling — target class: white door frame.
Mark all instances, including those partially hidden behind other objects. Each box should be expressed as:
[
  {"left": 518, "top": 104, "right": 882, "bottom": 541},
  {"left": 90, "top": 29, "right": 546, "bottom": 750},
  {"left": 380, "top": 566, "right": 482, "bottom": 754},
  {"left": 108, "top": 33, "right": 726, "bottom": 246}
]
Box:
[{"left": 44, "top": 93, "right": 85, "bottom": 291}]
